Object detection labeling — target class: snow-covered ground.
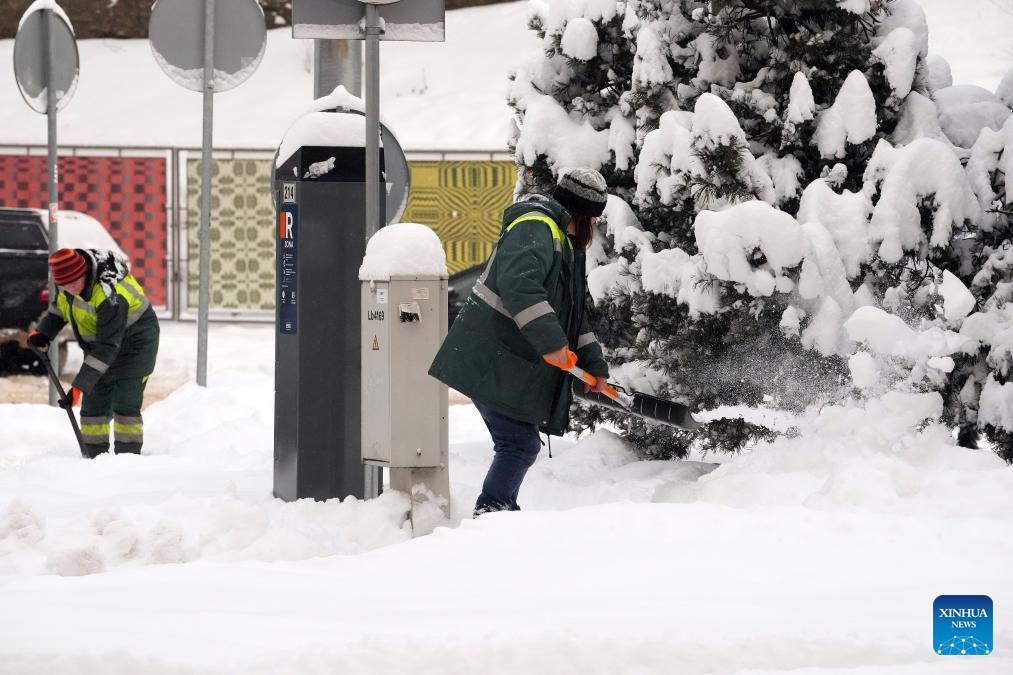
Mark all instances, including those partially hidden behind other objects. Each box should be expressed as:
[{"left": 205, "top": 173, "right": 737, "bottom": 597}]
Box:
[
  {"left": 3, "top": 2, "right": 1013, "bottom": 673},
  {"left": 0, "top": 0, "right": 1009, "bottom": 151},
  {"left": 1, "top": 321, "right": 1012, "bottom": 674}
]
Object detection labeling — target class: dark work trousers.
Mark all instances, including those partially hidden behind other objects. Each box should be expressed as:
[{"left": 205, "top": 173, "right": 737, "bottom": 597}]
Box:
[
  {"left": 473, "top": 401, "right": 542, "bottom": 516},
  {"left": 79, "top": 375, "right": 149, "bottom": 457}
]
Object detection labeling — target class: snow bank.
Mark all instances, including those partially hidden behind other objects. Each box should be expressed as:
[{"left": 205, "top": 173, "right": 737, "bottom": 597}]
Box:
[
  {"left": 659, "top": 392, "right": 1013, "bottom": 518},
  {"left": 358, "top": 223, "right": 448, "bottom": 281}
]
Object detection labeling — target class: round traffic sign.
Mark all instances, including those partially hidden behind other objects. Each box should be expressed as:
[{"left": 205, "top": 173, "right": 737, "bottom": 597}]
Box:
[
  {"left": 13, "top": 7, "right": 79, "bottom": 114},
  {"left": 149, "top": 0, "right": 267, "bottom": 93}
]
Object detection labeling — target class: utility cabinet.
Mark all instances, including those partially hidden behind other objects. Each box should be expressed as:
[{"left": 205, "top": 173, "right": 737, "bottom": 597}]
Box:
[{"left": 361, "top": 276, "right": 448, "bottom": 468}]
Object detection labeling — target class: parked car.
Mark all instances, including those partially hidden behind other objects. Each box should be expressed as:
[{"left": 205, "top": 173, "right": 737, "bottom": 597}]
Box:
[
  {"left": 0, "top": 207, "right": 125, "bottom": 375},
  {"left": 447, "top": 260, "right": 486, "bottom": 328}
]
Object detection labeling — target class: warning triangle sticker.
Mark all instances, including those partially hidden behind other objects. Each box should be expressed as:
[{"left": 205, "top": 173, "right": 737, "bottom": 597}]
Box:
[{"left": 371, "top": 336, "right": 380, "bottom": 350}]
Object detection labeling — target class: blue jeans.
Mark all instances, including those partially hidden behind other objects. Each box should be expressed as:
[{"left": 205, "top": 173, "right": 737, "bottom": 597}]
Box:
[{"left": 473, "top": 401, "right": 542, "bottom": 516}]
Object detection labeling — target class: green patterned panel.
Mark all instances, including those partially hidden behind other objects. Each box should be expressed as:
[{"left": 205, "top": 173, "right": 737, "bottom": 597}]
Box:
[{"left": 186, "top": 158, "right": 276, "bottom": 311}]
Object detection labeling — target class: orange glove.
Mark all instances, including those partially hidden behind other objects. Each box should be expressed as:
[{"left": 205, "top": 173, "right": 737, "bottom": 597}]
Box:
[
  {"left": 542, "top": 347, "right": 578, "bottom": 370},
  {"left": 59, "top": 387, "right": 80, "bottom": 409}
]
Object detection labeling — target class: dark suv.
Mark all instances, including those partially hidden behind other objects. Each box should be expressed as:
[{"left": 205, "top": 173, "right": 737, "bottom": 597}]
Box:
[
  {"left": 0, "top": 207, "right": 125, "bottom": 374},
  {"left": 0, "top": 208, "right": 50, "bottom": 337},
  {"left": 1, "top": 209, "right": 51, "bottom": 373}
]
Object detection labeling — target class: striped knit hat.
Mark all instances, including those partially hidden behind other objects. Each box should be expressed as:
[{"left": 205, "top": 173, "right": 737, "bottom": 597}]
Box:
[
  {"left": 553, "top": 167, "right": 608, "bottom": 217},
  {"left": 49, "top": 248, "right": 88, "bottom": 286}
]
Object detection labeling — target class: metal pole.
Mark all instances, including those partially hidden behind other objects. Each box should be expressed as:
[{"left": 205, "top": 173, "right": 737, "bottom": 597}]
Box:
[
  {"left": 364, "top": 4, "right": 381, "bottom": 241},
  {"left": 44, "top": 9, "right": 59, "bottom": 406},
  {"left": 197, "top": 0, "right": 215, "bottom": 387},
  {"left": 313, "top": 40, "right": 362, "bottom": 99},
  {"left": 363, "top": 4, "right": 383, "bottom": 498}
]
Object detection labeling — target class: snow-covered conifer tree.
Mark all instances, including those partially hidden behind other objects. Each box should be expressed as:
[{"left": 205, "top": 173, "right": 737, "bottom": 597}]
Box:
[
  {"left": 508, "top": 0, "right": 1001, "bottom": 459},
  {"left": 958, "top": 111, "right": 1013, "bottom": 461}
]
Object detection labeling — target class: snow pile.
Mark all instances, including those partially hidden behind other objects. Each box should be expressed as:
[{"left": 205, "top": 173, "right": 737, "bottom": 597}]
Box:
[
  {"left": 1, "top": 490, "right": 413, "bottom": 578},
  {"left": 2, "top": 322, "right": 1012, "bottom": 673},
  {"left": 662, "top": 391, "right": 1013, "bottom": 517},
  {"left": 358, "top": 223, "right": 448, "bottom": 281}
]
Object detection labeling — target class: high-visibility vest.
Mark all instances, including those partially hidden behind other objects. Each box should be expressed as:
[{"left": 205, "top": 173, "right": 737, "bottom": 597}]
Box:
[{"left": 56, "top": 276, "right": 150, "bottom": 342}]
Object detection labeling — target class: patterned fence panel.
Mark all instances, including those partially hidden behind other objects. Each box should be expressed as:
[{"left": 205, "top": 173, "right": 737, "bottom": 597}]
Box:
[
  {"left": 182, "top": 154, "right": 276, "bottom": 315},
  {"left": 0, "top": 152, "right": 170, "bottom": 308},
  {"left": 181, "top": 155, "right": 516, "bottom": 315},
  {"left": 403, "top": 160, "right": 516, "bottom": 275}
]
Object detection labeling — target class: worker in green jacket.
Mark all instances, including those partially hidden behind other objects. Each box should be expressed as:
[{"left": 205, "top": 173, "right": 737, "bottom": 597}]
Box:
[
  {"left": 28, "top": 248, "right": 160, "bottom": 458},
  {"left": 429, "top": 167, "right": 612, "bottom": 515}
]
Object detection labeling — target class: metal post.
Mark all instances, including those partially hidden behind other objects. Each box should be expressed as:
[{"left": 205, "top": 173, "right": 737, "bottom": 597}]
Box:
[
  {"left": 44, "top": 9, "right": 59, "bottom": 406},
  {"left": 313, "top": 40, "right": 362, "bottom": 99},
  {"left": 362, "top": 4, "right": 383, "bottom": 498},
  {"left": 197, "top": 0, "right": 215, "bottom": 387},
  {"left": 364, "top": 4, "right": 381, "bottom": 241}
]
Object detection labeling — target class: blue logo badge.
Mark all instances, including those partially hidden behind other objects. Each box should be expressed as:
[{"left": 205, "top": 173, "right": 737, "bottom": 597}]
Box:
[{"left": 934, "top": 595, "right": 992, "bottom": 655}]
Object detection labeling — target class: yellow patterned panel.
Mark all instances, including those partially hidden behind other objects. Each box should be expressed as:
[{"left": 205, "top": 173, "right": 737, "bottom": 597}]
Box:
[
  {"left": 186, "top": 158, "right": 276, "bottom": 311},
  {"left": 403, "top": 161, "right": 516, "bottom": 274}
]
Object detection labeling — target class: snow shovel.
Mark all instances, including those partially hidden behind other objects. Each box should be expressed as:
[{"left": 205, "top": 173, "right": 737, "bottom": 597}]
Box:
[
  {"left": 28, "top": 343, "right": 88, "bottom": 457},
  {"left": 544, "top": 350, "right": 702, "bottom": 431}
]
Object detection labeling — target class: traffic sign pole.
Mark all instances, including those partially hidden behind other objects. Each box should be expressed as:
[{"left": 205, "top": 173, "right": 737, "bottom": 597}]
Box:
[
  {"left": 149, "top": 0, "right": 266, "bottom": 387},
  {"left": 196, "top": 0, "right": 215, "bottom": 387},
  {"left": 44, "top": 9, "right": 60, "bottom": 406},
  {"left": 364, "top": 3, "right": 381, "bottom": 242}
]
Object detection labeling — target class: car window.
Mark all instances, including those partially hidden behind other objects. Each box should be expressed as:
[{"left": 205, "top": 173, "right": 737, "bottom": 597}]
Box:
[{"left": 0, "top": 212, "right": 47, "bottom": 251}]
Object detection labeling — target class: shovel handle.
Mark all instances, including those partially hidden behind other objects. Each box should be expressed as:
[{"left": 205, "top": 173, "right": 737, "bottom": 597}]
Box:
[{"left": 543, "top": 351, "right": 625, "bottom": 404}]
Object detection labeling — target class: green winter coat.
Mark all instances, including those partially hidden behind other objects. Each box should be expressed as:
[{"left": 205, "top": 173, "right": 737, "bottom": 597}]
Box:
[
  {"left": 37, "top": 250, "right": 159, "bottom": 395},
  {"left": 428, "top": 196, "right": 609, "bottom": 435}
]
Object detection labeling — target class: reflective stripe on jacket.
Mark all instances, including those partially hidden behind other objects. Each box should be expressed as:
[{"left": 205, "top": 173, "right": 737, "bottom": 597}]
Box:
[
  {"left": 428, "top": 195, "right": 608, "bottom": 435},
  {"left": 54, "top": 275, "right": 151, "bottom": 341},
  {"left": 38, "top": 271, "right": 159, "bottom": 394}
]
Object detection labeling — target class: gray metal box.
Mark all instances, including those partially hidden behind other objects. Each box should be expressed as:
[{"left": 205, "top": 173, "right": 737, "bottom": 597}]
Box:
[{"left": 361, "top": 276, "right": 448, "bottom": 468}]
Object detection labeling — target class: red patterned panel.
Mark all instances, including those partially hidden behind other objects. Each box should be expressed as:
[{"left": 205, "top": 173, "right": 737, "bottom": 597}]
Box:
[{"left": 0, "top": 155, "right": 168, "bottom": 307}]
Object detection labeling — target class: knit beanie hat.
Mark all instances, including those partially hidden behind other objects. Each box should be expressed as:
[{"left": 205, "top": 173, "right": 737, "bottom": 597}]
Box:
[
  {"left": 49, "top": 248, "right": 88, "bottom": 285},
  {"left": 552, "top": 167, "right": 608, "bottom": 218}
]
